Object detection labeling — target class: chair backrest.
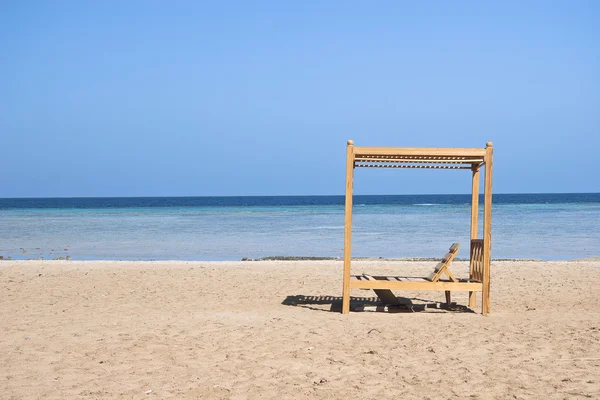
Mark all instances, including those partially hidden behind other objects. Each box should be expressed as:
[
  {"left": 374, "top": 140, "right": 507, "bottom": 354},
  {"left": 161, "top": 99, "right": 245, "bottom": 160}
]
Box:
[
  {"left": 427, "top": 243, "right": 460, "bottom": 282},
  {"left": 470, "top": 239, "right": 484, "bottom": 281}
]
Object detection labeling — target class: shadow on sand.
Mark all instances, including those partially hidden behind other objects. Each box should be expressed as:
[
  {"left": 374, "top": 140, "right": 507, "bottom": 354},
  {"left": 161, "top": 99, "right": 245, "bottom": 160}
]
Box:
[{"left": 282, "top": 294, "right": 475, "bottom": 313}]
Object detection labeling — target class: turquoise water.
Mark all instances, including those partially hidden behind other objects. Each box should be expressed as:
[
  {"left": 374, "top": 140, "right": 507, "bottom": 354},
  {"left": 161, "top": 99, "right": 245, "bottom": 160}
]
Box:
[{"left": 0, "top": 195, "right": 599, "bottom": 260}]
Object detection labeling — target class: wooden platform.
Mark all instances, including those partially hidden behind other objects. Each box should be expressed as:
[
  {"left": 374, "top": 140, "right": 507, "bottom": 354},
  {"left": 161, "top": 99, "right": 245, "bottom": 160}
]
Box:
[{"left": 351, "top": 275, "right": 483, "bottom": 292}]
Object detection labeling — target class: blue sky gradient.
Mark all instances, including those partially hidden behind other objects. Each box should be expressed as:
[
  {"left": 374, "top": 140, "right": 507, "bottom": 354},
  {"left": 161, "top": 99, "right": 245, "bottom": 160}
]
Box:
[{"left": 1, "top": 1, "right": 599, "bottom": 197}]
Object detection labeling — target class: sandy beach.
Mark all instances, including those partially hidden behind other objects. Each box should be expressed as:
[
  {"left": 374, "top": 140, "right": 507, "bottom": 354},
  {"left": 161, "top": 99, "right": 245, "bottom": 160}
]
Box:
[{"left": 1, "top": 259, "right": 599, "bottom": 399}]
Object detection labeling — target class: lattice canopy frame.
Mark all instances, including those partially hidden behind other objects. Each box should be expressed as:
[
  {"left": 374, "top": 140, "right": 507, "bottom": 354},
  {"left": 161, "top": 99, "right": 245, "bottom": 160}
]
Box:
[{"left": 342, "top": 140, "right": 494, "bottom": 314}]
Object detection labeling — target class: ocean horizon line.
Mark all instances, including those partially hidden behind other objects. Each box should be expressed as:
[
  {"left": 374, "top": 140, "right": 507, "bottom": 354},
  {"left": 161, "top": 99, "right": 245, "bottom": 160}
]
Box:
[
  {"left": 1, "top": 191, "right": 599, "bottom": 200},
  {"left": 1, "top": 193, "right": 599, "bottom": 211}
]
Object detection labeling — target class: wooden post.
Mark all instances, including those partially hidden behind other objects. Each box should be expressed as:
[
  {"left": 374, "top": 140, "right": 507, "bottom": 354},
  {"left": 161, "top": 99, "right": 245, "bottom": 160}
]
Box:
[
  {"left": 342, "top": 140, "right": 355, "bottom": 314},
  {"left": 469, "top": 165, "right": 480, "bottom": 309},
  {"left": 482, "top": 142, "right": 493, "bottom": 315},
  {"left": 445, "top": 291, "right": 452, "bottom": 305}
]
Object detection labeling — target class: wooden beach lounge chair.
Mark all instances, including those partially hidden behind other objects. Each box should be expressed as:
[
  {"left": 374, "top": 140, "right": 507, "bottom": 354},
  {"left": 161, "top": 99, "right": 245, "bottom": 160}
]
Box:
[
  {"left": 341, "top": 140, "right": 494, "bottom": 315},
  {"left": 359, "top": 243, "right": 461, "bottom": 306}
]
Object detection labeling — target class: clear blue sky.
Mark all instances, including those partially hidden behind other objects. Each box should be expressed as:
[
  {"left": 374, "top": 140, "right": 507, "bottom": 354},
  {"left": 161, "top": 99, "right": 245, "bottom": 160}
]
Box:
[{"left": 1, "top": 1, "right": 598, "bottom": 197}]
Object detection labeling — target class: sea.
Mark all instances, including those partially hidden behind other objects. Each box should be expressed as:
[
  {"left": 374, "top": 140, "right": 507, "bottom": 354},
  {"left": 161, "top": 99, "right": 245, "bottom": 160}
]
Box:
[{"left": 0, "top": 193, "right": 599, "bottom": 261}]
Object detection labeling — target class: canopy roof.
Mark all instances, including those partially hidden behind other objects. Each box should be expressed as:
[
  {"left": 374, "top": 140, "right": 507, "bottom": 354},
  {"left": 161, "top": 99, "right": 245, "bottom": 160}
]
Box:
[{"left": 352, "top": 142, "right": 492, "bottom": 170}]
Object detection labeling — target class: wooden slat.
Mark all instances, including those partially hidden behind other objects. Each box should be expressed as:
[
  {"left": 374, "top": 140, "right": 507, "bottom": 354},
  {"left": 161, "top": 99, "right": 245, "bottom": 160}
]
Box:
[
  {"left": 352, "top": 276, "right": 475, "bottom": 282},
  {"left": 354, "top": 157, "right": 484, "bottom": 164},
  {"left": 354, "top": 147, "right": 487, "bottom": 157},
  {"left": 350, "top": 279, "right": 483, "bottom": 292},
  {"left": 479, "top": 243, "right": 483, "bottom": 281},
  {"left": 470, "top": 168, "right": 480, "bottom": 242},
  {"left": 449, "top": 243, "right": 460, "bottom": 253},
  {"left": 478, "top": 241, "right": 484, "bottom": 281},
  {"left": 441, "top": 251, "right": 456, "bottom": 262},
  {"left": 431, "top": 262, "right": 444, "bottom": 273},
  {"left": 356, "top": 155, "right": 483, "bottom": 160},
  {"left": 354, "top": 164, "right": 471, "bottom": 170}
]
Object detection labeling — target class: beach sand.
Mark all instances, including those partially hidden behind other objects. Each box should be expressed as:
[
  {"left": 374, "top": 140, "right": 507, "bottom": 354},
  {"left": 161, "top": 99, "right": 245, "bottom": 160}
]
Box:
[{"left": 1, "top": 260, "right": 599, "bottom": 399}]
